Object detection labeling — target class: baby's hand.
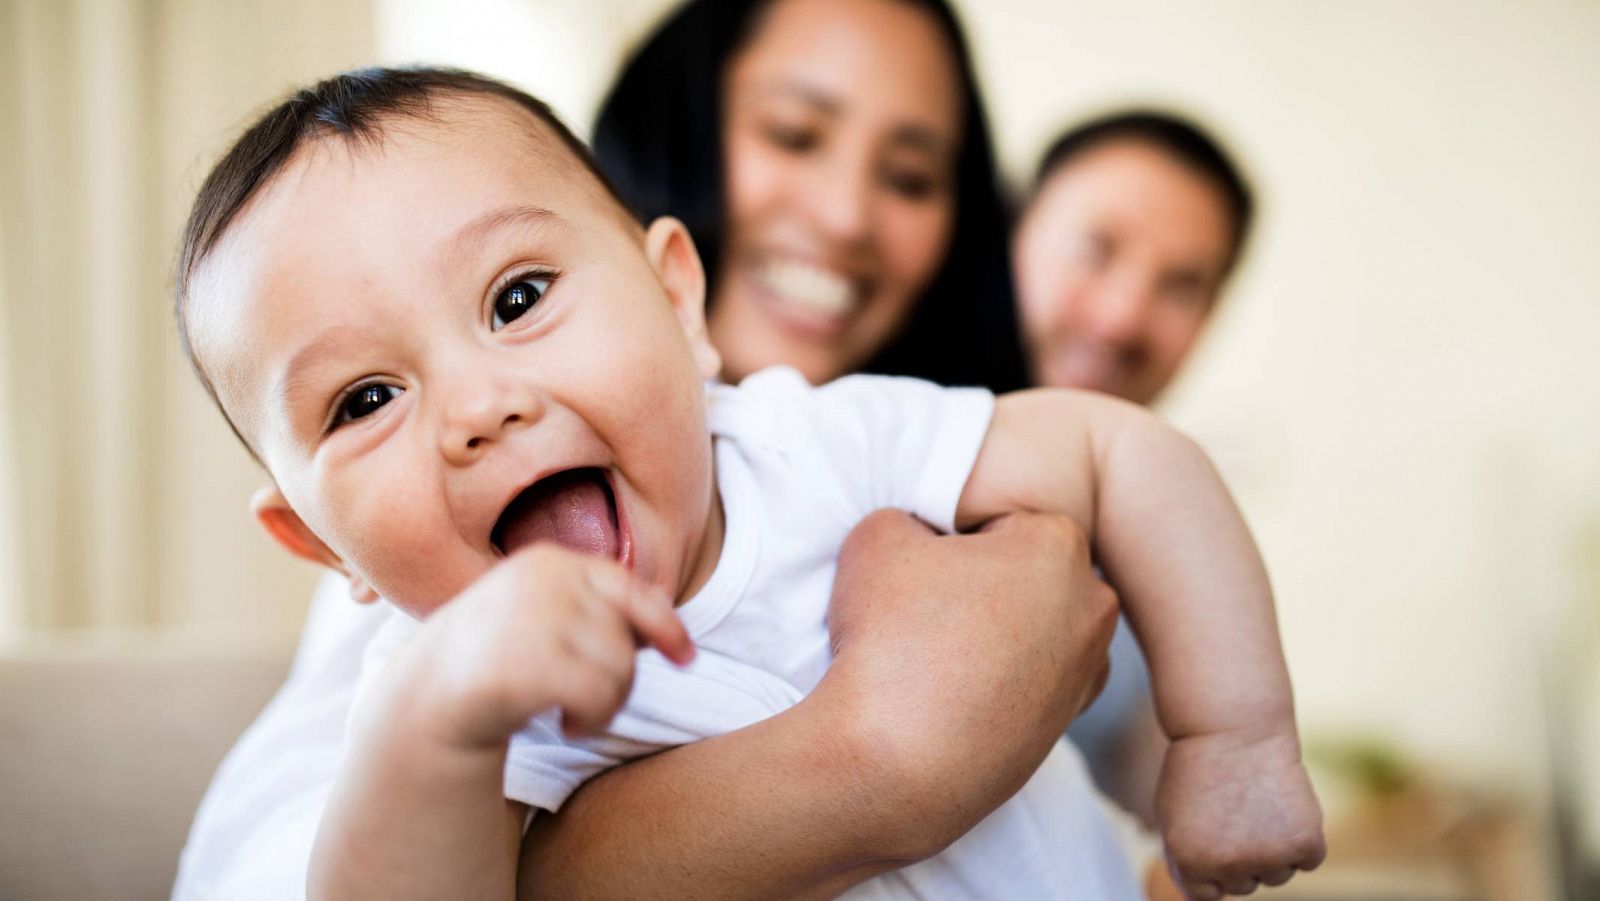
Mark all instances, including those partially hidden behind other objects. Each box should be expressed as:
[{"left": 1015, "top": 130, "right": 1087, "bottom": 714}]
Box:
[
  {"left": 398, "top": 544, "right": 694, "bottom": 750},
  {"left": 1157, "top": 726, "right": 1326, "bottom": 899}
]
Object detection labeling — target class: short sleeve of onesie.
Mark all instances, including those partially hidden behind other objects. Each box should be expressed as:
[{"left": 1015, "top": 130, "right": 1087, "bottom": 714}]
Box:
[{"left": 754, "top": 367, "right": 996, "bottom": 533}]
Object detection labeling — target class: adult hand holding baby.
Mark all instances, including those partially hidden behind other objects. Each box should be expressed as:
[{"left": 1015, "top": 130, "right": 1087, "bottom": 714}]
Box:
[{"left": 825, "top": 509, "right": 1118, "bottom": 854}]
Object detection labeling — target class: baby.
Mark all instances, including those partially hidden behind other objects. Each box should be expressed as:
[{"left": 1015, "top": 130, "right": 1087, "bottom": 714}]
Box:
[{"left": 176, "top": 67, "right": 1323, "bottom": 899}]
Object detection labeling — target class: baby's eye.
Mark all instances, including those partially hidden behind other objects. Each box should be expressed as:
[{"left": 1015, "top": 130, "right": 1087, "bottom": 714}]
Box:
[
  {"left": 492, "top": 277, "right": 551, "bottom": 330},
  {"left": 336, "top": 383, "right": 401, "bottom": 426}
]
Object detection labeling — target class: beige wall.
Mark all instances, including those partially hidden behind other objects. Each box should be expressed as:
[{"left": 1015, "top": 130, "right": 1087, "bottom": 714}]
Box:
[
  {"left": 152, "top": 0, "right": 377, "bottom": 639},
  {"left": 0, "top": 0, "right": 374, "bottom": 638}
]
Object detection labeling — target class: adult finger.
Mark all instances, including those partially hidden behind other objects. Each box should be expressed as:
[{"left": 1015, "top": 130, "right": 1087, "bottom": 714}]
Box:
[{"left": 838, "top": 508, "right": 937, "bottom": 556}]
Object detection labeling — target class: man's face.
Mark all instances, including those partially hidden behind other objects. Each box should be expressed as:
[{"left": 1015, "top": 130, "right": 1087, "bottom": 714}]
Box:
[
  {"left": 1013, "top": 139, "right": 1238, "bottom": 405},
  {"left": 188, "top": 97, "right": 721, "bottom": 618}
]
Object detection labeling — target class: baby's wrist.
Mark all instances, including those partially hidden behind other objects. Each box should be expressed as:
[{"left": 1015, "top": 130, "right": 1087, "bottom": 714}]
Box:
[
  {"left": 420, "top": 625, "right": 542, "bottom": 751},
  {"left": 1168, "top": 703, "right": 1298, "bottom": 747},
  {"left": 364, "top": 624, "right": 517, "bottom": 757},
  {"left": 338, "top": 657, "right": 511, "bottom": 819}
]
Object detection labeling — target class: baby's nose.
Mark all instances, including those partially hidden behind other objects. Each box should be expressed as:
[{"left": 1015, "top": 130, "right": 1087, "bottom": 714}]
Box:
[{"left": 439, "top": 378, "right": 543, "bottom": 465}]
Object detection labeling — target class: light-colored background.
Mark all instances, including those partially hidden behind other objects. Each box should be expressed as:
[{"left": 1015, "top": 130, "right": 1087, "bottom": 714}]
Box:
[{"left": 2, "top": 0, "right": 1597, "bottom": 897}]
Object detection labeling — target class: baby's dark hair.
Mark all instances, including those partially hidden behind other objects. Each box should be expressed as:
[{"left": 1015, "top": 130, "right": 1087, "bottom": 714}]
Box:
[
  {"left": 174, "top": 66, "right": 629, "bottom": 455},
  {"left": 1033, "top": 110, "right": 1254, "bottom": 275}
]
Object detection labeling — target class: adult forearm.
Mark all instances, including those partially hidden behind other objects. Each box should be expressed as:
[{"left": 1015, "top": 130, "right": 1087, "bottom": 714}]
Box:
[{"left": 517, "top": 680, "right": 943, "bottom": 900}]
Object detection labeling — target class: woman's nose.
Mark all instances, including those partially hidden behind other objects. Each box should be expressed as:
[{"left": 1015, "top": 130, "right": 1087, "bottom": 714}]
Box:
[
  {"left": 437, "top": 369, "right": 544, "bottom": 466},
  {"left": 808, "top": 150, "right": 874, "bottom": 244}
]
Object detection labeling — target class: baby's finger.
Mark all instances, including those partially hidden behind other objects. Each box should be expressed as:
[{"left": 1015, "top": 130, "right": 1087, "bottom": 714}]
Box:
[
  {"left": 565, "top": 618, "right": 638, "bottom": 683},
  {"left": 547, "top": 658, "right": 631, "bottom": 736},
  {"left": 623, "top": 584, "right": 695, "bottom": 666},
  {"left": 582, "top": 564, "right": 691, "bottom": 660},
  {"left": 1219, "top": 875, "right": 1258, "bottom": 896},
  {"left": 1295, "top": 834, "right": 1329, "bottom": 872},
  {"left": 1257, "top": 867, "right": 1295, "bottom": 887},
  {"left": 1179, "top": 877, "right": 1221, "bottom": 901},
  {"left": 1169, "top": 862, "right": 1220, "bottom": 901},
  {"left": 584, "top": 563, "right": 636, "bottom": 603}
]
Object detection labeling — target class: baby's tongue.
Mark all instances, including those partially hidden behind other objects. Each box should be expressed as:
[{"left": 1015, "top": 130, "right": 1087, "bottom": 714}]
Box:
[{"left": 494, "top": 469, "right": 618, "bottom": 559}]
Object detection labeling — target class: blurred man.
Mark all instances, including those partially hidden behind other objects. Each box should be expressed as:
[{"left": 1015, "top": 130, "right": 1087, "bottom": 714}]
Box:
[{"left": 1014, "top": 111, "right": 1252, "bottom": 406}]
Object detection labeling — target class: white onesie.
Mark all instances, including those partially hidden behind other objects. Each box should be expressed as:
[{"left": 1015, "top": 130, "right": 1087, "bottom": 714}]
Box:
[{"left": 359, "top": 367, "right": 1141, "bottom": 899}]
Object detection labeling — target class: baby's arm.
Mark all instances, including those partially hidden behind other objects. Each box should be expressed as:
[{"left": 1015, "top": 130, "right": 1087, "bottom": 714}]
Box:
[
  {"left": 308, "top": 546, "right": 693, "bottom": 901},
  {"left": 957, "top": 388, "right": 1325, "bottom": 898}
]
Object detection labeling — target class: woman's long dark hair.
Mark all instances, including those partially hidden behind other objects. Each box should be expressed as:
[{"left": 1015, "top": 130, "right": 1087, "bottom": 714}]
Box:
[{"left": 592, "top": 0, "right": 1029, "bottom": 392}]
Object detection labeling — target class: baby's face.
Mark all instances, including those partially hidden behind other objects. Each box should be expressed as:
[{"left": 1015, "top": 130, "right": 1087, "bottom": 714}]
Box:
[{"left": 188, "top": 97, "right": 723, "bottom": 618}]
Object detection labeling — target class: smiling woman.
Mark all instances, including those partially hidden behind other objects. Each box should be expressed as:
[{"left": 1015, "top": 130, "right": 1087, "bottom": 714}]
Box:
[
  {"left": 711, "top": 0, "right": 960, "bottom": 382},
  {"left": 593, "top": 0, "right": 1028, "bottom": 390}
]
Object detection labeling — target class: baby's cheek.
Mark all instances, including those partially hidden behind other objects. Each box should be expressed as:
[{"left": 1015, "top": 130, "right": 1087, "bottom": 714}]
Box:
[{"left": 334, "top": 481, "right": 479, "bottom": 612}]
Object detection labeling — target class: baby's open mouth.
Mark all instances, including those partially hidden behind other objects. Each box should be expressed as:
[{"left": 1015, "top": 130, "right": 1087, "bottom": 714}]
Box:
[{"left": 491, "top": 467, "right": 620, "bottom": 560}]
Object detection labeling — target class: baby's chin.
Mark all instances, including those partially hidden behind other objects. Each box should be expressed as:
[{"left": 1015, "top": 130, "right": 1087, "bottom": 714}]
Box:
[{"left": 358, "top": 559, "right": 483, "bottom": 621}]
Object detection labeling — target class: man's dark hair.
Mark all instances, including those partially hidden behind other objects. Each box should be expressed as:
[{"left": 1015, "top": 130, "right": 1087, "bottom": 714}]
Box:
[
  {"left": 174, "top": 66, "right": 626, "bottom": 454},
  {"left": 1034, "top": 110, "right": 1255, "bottom": 273},
  {"left": 592, "top": 0, "right": 1030, "bottom": 392}
]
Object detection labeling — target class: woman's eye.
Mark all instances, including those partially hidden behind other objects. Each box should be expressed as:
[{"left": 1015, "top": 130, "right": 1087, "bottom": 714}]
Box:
[
  {"left": 492, "top": 277, "right": 550, "bottom": 330},
  {"left": 762, "top": 122, "right": 818, "bottom": 153},
  {"left": 882, "top": 168, "right": 937, "bottom": 200},
  {"left": 336, "top": 383, "right": 401, "bottom": 427}
]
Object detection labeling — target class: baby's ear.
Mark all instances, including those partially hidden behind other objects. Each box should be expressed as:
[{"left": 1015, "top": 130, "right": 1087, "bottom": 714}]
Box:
[
  {"left": 249, "top": 485, "right": 379, "bottom": 604},
  {"left": 645, "top": 216, "right": 722, "bottom": 380}
]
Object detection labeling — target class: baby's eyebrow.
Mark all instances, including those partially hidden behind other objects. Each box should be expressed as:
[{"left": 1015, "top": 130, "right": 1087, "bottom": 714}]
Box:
[
  {"left": 275, "top": 326, "right": 369, "bottom": 424},
  {"left": 449, "top": 204, "right": 561, "bottom": 258}
]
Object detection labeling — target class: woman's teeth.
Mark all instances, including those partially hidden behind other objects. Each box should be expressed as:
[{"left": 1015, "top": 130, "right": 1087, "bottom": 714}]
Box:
[{"left": 757, "top": 259, "right": 857, "bottom": 318}]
